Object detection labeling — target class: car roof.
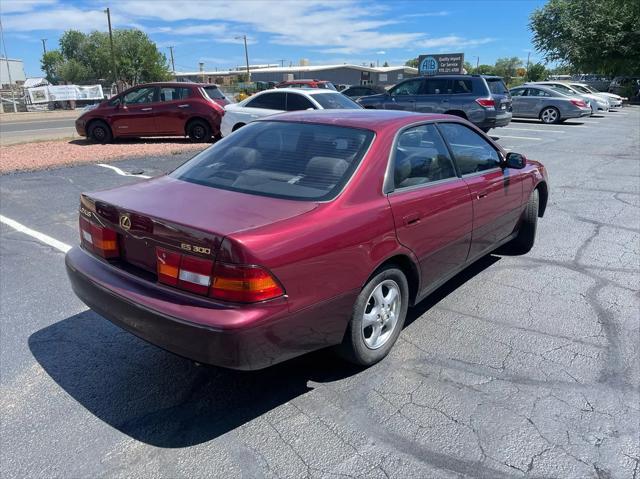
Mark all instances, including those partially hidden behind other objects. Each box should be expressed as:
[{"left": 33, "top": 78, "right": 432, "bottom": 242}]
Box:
[
  {"left": 258, "top": 109, "right": 455, "bottom": 133},
  {"left": 133, "top": 82, "right": 200, "bottom": 88}
]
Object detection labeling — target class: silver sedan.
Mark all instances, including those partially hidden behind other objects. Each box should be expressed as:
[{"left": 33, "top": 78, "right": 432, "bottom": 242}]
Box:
[{"left": 509, "top": 85, "right": 592, "bottom": 124}]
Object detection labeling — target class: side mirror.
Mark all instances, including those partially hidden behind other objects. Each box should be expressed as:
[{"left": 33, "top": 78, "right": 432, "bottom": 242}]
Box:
[{"left": 504, "top": 152, "right": 527, "bottom": 169}]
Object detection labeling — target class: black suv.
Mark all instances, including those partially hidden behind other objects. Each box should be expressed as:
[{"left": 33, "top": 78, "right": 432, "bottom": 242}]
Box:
[{"left": 357, "top": 75, "right": 512, "bottom": 132}]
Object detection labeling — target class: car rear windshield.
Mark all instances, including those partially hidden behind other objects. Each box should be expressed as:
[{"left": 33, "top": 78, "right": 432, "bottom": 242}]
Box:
[
  {"left": 486, "top": 78, "right": 508, "bottom": 94},
  {"left": 171, "top": 121, "right": 375, "bottom": 201},
  {"left": 203, "top": 86, "right": 226, "bottom": 100},
  {"left": 312, "top": 93, "right": 362, "bottom": 109},
  {"left": 318, "top": 82, "right": 337, "bottom": 91}
]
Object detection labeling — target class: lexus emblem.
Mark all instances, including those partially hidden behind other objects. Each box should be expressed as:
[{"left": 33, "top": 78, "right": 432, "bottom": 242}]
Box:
[{"left": 119, "top": 214, "right": 131, "bottom": 230}]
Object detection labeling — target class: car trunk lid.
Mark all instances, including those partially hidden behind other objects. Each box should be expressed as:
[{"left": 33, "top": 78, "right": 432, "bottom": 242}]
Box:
[{"left": 81, "top": 175, "right": 318, "bottom": 275}]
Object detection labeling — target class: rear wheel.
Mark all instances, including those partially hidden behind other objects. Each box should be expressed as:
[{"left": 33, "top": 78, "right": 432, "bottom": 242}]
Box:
[
  {"left": 339, "top": 266, "right": 409, "bottom": 366},
  {"left": 232, "top": 123, "right": 245, "bottom": 132},
  {"left": 540, "top": 107, "right": 560, "bottom": 124},
  {"left": 187, "top": 120, "right": 211, "bottom": 142},
  {"left": 88, "top": 120, "right": 112, "bottom": 144},
  {"left": 508, "top": 189, "right": 539, "bottom": 254}
]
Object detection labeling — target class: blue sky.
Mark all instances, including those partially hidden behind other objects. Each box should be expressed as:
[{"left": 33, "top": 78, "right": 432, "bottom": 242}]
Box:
[{"left": 2, "top": 0, "right": 548, "bottom": 77}]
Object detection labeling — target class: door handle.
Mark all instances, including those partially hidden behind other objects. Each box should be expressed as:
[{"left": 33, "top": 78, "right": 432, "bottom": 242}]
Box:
[
  {"left": 178, "top": 104, "right": 190, "bottom": 108},
  {"left": 141, "top": 107, "right": 153, "bottom": 111},
  {"left": 476, "top": 191, "right": 488, "bottom": 199},
  {"left": 403, "top": 213, "right": 421, "bottom": 226}
]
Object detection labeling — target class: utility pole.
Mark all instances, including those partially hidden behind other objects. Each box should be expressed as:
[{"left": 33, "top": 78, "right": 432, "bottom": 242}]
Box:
[
  {"left": 526, "top": 51, "right": 531, "bottom": 80},
  {"left": 235, "top": 35, "right": 250, "bottom": 82},
  {"left": 278, "top": 59, "right": 285, "bottom": 68},
  {"left": 0, "top": 17, "right": 17, "bottom": 112},
  {"left": 168, "top": 46, "right": 176, "bottom": 73},
  {"left": 475, "top": 56, "right": 480, "bottom": 69},
  {"left": 104, "top": 7, "right": 119, "bottom": 92},
  {"left": 41, "top": 39, "right": 47, "bottom": 54}
]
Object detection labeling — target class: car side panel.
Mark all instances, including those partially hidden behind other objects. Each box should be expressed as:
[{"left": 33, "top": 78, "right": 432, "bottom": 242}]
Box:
[{"left": 387, "top": 179, "right": 473, "bottom": 294}]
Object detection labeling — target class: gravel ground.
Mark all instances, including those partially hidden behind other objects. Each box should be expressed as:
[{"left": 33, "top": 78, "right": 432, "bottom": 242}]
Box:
[{"left": 0, "top": 138, "right": 208, "bottom": 173}]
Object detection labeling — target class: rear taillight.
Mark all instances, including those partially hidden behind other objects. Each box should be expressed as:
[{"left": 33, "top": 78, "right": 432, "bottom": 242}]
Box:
[
  {"left": 79, "top": 216, "right": 119, "bottom": 258},
  {"left": 475, "top": 98, "right": 496, "bottom": 109},
  {"left": 155, "top": 248, "right": 283, "bottom": 303},
  {"left": 570, "top": 99, "right": 587, "bottom": 108},
  {"left": 210, "top": 263, "right": 284, "bottom": 303}
]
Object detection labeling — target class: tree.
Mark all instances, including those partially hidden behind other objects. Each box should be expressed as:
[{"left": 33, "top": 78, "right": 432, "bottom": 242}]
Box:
[
  {"left": 475, "top": 64, "right": 495, "bottom": 75},
  {"left": 383, "top": 61, "right": 389, "bottom": 67},
  {"left": 405, "top": 57, "right": 419, "bottom": 68},
  {"left": 493, "top": 57, "right": 523, "bottom": 83},
  {"left": 530, "top": 0, "right": 640, "bottom": 75},
  {"left": 57, "top": 59, "right": 90, "bottom": 83},
  {"left": 40, "top": 50, "right": 63, "bottom": 83},
  {"left": 41, "top": 28, "right": 171, "bottom": 84},
  {"left": 463, "top": 61, "right": 474, "bottom": 74},
  {"left": 527, "top": 63, "right": 547, "bottom": 81}
]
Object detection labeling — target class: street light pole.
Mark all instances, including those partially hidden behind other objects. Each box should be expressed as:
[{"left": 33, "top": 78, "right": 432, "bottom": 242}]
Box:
[
  {"left": 235, "top": 35, "right": 250, "bottom": 82},
  {"left": 41, "top": 39, "right": 47, "bottom": 54},
  {"left": 0, "top": 16, "right": 17, "bottom": 112},
  {"left": 168, "top": 46, "right": 176, "bottom": 73},
  {"left": 104, "top": 7, "right": 119, "bottom": 92}
]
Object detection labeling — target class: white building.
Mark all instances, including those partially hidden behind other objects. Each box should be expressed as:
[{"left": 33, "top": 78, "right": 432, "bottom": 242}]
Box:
[{"left": 0, "top": 58, "right": 27, "bottom": 88}]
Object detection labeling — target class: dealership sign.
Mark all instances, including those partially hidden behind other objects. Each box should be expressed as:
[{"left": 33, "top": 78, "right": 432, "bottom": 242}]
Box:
[
  {"left": 418, "top": 53, "right": 464, "bottom": 75},
  {"left": 27, "top": 84, "right": 104, "bottom": 104}
]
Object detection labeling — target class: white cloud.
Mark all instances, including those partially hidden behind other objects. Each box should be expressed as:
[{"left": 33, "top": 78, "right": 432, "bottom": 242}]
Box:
[
  {"left": 1, "top": 0, "right": 57, "bottom": 14},
  {"left": 2, "top": 7, "right": 134, "bottom": 32}
]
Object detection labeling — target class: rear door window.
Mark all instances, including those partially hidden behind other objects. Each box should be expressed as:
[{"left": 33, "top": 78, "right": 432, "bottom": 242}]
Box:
[
  {"left": 424, "top": 79, "right": 451, "bottom": 94},
  {"left": 437, "top": 122, "right": 501, "bottom": 175},
  {"left": 171, "top": 121, "right": 375, "bottom": 201},
  {"left": 159, "top": 87, "right": 191, "bottom": 102},
  {"left": 286, "top": 93, "right": 315, "bottom": 111},
  {"left": 245, "top": 92, "right": 286, "bottom": 110},
  {"left": 452, "top": 79, "right": 473, "bottom": 94}
]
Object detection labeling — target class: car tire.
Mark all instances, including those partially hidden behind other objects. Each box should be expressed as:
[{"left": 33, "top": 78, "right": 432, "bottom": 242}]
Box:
[
  {"left": 508, "top": 188, "right": 539, "bottom": 254},
  {"left": 480, "top": 127, "right": 491, "bottom": 133},
  {"left": 187, "top": 120, "right": 211, "bottom": 142},
  {"left": 232, "top": 123, "right": 245, "bottom": 132},
  {"left": 339, "top": 265, "right": 409, "bottom": 367},
  {"left": 88, "top": 121, "right": 112, "bottom": 144},
  {"left": 540, "top": 107, "right": 560, "bottom": 124}
]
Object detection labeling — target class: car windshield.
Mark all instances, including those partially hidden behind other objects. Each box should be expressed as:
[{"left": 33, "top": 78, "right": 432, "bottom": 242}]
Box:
[
  {"left": 203, "top": 86, "right": 226, "bottom": 100},
  {"left": 171, "top": 121, "right": 375, "bottom": 201},
  {"left": 312, "top": 93, "right": 362, "bottom": 109},
  {"left": 571, "top": 84, "right": 590, "bottom": 94},
  {"left": 486, "top": 78, "right": 508, "bottom": 94}
]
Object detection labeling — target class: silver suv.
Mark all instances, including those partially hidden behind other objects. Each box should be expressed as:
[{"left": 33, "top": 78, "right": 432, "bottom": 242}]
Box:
[{"left": 357, "top": 75, "right": 512, "bottom": 132}]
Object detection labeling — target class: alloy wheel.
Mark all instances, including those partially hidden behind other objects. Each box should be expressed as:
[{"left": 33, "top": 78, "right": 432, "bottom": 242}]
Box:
[
  {"left": 541, "top": 108, "right": 558, "bottom": 123},
  {"left": 361, "top": 279, "right": 401, "bottom": 350}
]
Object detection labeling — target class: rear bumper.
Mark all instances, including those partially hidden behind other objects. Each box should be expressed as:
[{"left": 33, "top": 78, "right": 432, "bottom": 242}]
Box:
[
  {"left": 477, "top": 110, "right": 512, "bottom": 129},
  {"left": 65, "top": 246, "right": 353, "bottom": 370}
]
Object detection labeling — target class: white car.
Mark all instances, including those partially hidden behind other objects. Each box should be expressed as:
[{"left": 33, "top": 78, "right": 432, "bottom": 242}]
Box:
[
  {"left": 221, "top": 88, "right": 362, "bottom": 137},
  {"left": 569, "top": 82, "right": 624, "bottom": 108},
  {"left": 530, "top": 82, "right": 610, "bottom": 113}
]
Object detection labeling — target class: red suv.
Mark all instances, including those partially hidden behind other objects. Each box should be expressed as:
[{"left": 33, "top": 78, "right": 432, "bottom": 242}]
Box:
[
  {"left": 75, "top": 82, "right": 225, "bottom": 143},
  {"left": 275, "top": 79, "right": 337, "bottom": 90}
]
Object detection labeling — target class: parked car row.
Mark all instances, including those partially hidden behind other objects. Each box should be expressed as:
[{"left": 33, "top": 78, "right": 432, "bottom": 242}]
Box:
[
  {"left": 508, "top": 81, "right": 624, "bottom": 124},
  {"left": 74, "top": 74, "right": 629, "bottom": 144}
]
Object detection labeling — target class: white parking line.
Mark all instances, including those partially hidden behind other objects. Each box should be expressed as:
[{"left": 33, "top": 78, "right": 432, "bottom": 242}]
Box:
[
  {"left": 494, "top": 135, "right": 542, "bottom": 141},
  {"left": 97, "top": 163, "right": 151, "bottom": 179},
  {"left": 500, "top": 127, "right": 566, "bottom": 133},
  {"left": 0, "top": 215, "right": 71, "bottom": 253}
]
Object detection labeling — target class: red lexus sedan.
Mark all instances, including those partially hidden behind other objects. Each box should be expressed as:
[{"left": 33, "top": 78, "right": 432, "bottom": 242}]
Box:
[
  {"left": 75, "top": 82, "right": 225, "bottom": 143},
  {"left": 66, "top": 110, "right": 548, "bottom": 370}
]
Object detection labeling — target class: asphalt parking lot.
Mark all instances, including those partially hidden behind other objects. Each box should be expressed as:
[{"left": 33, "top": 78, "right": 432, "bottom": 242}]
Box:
[{"left": 1, "top": 107, "right": 639, "bottom": 478}]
